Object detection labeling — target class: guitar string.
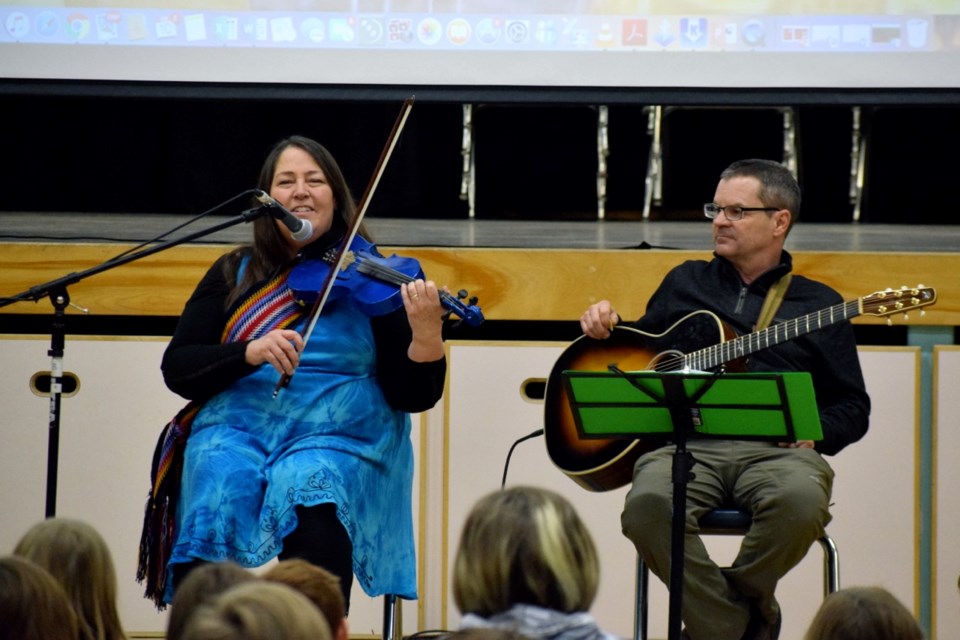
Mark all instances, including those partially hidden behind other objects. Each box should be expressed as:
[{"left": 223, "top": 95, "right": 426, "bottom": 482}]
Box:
[{"left": 651, "top": 299, "right": 864, "bottom": 373}]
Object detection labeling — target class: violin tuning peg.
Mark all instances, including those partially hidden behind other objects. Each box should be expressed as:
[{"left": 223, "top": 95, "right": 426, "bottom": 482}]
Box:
[
  {"left": 457, "top": 289, "right": 469, "bottom": 300},
  {"left": 468, "top": 296, "right": 478, "bottom": 306}
]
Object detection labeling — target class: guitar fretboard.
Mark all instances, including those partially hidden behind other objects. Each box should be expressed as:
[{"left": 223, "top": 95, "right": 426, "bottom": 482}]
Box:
[{"left": 683, "top": 299, "right": 861, "bottom": 371}]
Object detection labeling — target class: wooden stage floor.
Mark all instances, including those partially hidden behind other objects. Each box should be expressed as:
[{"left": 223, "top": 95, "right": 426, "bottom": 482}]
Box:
[{"left": 1, "top": 212, "right": 958, "bottom": 253}]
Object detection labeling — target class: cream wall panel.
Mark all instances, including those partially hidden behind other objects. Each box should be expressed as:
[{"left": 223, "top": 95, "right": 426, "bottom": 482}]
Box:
[
  {"left": 935, "top": 346, "right": 960, "bottom": 640},
  {"left": 813, "top": 348, "right": 919, "bottom": 621},
  {"left": 445, "top": 342, "right": 637, "bottom": 637},
  {"left": 0, "top": 337, "right": 182, "bottom": 634}
]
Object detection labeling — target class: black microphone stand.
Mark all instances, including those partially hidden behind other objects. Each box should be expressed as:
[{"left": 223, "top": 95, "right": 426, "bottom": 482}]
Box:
[{"left": 0, "top": 194, "right": 274, "bottom": 517}]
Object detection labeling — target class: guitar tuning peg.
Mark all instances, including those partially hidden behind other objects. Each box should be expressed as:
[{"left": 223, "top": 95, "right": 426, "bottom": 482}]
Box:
[
  {"left": 920, "top": 309, "right": 926, "bottom": 317},
  {"left": 886, "top": 317, "right": 893, "bottom": 326}
]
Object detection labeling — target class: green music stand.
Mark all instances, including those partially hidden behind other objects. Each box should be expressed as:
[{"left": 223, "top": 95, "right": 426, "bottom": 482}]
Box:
[{"left": 562, "top": 368, "right": 822, "bottom": 640}]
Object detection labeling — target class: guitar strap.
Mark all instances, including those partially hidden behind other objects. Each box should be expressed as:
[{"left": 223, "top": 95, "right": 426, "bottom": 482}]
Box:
[{"left": 755, "top": 273, "right": 793, "bottom": 330}]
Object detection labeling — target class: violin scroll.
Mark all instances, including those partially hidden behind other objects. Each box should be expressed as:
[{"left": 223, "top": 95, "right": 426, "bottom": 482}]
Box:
[{"left": 439, "top": 289, "right": 484, "bottom": 327}]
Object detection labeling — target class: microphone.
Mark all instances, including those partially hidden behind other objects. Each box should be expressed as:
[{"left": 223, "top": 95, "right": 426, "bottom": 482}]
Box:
[{"left": 255, "top": 190, "right": 314, "bottom": 242}]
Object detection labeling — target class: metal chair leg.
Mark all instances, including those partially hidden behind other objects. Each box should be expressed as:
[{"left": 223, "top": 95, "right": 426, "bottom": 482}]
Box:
[
  {"left": 383, "top": 594, "right": 401, "bottom": 640},
  {"left": 819, "top": 535, "right": 841, "bottom": 596},
  {"left": 634, "top": 555, "right": 649, "bottom": 640}
]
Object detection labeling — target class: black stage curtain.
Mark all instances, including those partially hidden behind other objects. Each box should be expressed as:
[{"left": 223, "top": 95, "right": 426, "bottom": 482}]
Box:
[{"left": 2, "top": 91, "right": 956, "bottom": 224}]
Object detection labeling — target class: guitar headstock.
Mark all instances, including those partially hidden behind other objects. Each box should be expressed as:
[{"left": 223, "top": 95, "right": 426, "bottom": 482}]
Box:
[{"left": 861, "top": 285, "right": 937, "bottom": 323}]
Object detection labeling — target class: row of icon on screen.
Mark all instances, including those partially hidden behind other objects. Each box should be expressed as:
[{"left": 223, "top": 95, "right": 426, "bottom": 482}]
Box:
[{"left": 1, "top": 11, "right": 933, "bottom": 50}]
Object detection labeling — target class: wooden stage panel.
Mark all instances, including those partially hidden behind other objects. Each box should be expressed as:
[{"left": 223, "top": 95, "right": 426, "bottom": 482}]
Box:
[{"left": 1, "top": 242, "right": 958, "bottom": 327}]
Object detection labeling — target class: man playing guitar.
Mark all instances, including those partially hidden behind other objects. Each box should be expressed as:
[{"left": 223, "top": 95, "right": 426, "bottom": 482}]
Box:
[{"left": 580, "top": 159, "right": 871, "bottom": 640}]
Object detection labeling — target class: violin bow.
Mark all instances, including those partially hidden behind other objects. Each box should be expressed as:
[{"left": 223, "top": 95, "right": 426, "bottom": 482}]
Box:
[{"left": 273, "top": 97, "right": 416, "bottom": 398}]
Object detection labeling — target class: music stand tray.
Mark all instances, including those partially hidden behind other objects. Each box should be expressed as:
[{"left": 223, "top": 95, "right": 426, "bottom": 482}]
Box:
[{"left": 562, "top": 369, "right": 822, "bottom": 443}]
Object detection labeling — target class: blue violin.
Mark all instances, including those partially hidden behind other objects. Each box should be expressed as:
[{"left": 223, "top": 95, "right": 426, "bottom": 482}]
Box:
[{"left": 288, "top": 235, "right": 485, "bottom": 327}]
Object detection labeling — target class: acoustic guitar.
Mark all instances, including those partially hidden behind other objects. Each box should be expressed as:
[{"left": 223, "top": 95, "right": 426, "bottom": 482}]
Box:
[{"left": 543, "top": 286, "right": 937, "bottom": 492}]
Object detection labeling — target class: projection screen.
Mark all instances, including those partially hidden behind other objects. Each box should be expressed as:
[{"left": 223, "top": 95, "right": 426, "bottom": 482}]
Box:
[{"left": 1, "top": 1, "right": 959, "bottom": 90}]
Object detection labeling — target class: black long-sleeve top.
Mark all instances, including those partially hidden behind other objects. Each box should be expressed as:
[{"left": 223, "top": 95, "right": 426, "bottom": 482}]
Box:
[
  {"left": 161, "top": 247, "right": 446, "bottom": 414},
  {"left": 629, "top": 250, "right": 870, "bottom": 456}
]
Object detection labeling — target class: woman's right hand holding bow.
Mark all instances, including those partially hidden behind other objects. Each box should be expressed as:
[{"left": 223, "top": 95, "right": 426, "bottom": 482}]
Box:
[{"left": 246, "top": 329, "right": 304, "bottom": 375}]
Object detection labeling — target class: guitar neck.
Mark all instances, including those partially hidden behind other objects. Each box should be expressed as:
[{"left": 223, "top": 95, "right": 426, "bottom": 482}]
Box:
[{"left": 685, "top": 299, "right": 862, "bottom": 371}]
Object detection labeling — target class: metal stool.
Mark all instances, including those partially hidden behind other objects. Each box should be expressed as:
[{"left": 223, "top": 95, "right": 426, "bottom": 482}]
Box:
[
  {"left": 383, "top": 594, "right": 401, "bottom": 640},
  {"left": 633, "top": 508, "right": 840, "bottom": 640}
]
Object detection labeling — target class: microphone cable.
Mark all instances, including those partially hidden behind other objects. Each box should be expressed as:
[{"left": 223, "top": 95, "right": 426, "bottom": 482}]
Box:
[{"left": 500, "top": 428, "right": 544, "bottom": 489}]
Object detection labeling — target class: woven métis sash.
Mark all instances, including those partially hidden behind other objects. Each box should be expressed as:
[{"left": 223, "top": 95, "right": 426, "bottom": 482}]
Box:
[
  {"left": 136, "top": 267, "right": 303, "bottom": 609},
  {"left": 222, "top": 268, "right": 305, "bottom": 344}
]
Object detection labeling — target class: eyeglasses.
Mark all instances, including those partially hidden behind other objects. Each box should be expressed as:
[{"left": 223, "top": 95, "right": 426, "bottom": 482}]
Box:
[{"left": 703, "top": 203, "right": 780, "bottom": 221}]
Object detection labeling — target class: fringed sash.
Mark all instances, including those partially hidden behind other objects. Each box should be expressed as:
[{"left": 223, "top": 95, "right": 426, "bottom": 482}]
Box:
[{"left": 136, "top": 266, "right": 303, "bottom": 609}]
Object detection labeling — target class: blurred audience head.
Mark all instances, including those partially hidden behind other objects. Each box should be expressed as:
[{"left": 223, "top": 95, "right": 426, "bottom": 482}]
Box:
[
  {"left": 14, "top": 517, "right": 125, "bottom": 640},
  {"left": 0, "top": 555, "right": 81, "bottom": 640},
  {"left": 181, "top": 580, "right": 332, "bottom": 640},
  {"left": 166, "top": 561, "right": 257, "bottom": 640},
  {"left": 263, "top": 558, "right": 349, "bottom": 640},
  {"left": 452, "top": 485, "right": 600, "bottom": 617},
  {"left": 804, "top": 585, "right": 924, "bottom": 640}
]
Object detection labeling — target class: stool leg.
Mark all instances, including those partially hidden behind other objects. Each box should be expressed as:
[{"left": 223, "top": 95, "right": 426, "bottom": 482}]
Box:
[
  {"left": 634, "top": 555, "right": 649, "bottom": 640},
  {"left": 818, "top": 536, "right": 841, "bottom": 597},
  {"left": 383, "top": 594, "right": 401, "bottom": 640}
]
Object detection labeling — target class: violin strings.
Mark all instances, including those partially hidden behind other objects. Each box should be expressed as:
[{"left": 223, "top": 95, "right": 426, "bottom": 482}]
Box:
[
  {"left": 357, "top": 258, "right": 410, "bottom": 285},
  {"left": 357, "top": 257, "right": 460, "bottom": 306}
]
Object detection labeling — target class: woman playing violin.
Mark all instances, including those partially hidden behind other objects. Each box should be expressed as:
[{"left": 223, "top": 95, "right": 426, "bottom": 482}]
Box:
[{"left": 159, "top": 135, "right": 447, "bottom": 609}]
